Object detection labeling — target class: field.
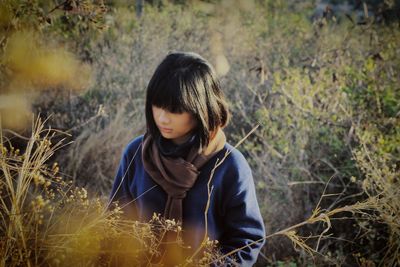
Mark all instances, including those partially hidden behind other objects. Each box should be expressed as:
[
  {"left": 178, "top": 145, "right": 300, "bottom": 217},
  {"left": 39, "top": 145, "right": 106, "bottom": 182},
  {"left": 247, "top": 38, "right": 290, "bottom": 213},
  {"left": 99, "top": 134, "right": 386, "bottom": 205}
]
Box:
[{"left": 0, "top": 0, "right": 399, "bottom": 266}]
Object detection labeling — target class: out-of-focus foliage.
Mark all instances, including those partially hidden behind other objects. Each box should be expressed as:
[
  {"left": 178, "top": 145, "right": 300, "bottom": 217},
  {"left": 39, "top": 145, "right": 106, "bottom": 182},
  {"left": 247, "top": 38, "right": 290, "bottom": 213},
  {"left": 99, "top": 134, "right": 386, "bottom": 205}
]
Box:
[
  {"left": 0, "top": 0, "right": 106, "bottom": 129},
  {"left": 4, "top": 31, "right": 92, "bottom": 90}
]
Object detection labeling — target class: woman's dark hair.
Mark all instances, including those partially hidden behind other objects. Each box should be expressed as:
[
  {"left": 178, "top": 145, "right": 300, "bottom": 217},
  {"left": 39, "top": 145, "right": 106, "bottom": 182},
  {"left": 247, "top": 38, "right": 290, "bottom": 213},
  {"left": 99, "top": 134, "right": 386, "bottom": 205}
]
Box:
[{"left": 145, "top": 51, "right": 230, "bottom": 147}]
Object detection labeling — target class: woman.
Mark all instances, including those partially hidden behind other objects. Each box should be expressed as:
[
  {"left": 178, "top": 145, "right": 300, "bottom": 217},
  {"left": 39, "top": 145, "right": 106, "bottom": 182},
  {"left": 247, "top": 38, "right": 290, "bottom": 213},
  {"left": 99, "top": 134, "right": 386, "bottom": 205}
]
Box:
[{"left": 109, "top": 51, "right": 265, "bottom": 266}]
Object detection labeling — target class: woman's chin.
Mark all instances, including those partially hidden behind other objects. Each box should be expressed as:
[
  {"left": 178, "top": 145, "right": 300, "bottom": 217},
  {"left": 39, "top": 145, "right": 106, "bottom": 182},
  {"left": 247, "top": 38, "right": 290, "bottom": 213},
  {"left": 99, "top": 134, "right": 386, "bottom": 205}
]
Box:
[{"left": 160, "top": 132, "right": 174, "bottom": 138}]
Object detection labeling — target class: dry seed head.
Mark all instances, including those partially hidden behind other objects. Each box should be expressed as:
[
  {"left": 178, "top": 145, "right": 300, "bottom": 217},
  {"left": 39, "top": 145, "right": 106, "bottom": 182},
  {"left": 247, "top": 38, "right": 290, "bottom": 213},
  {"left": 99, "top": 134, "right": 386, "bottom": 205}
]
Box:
[
  {"left": 111, "top": 205, "right": 122, "bottom": 217},
  {"left": 152, "top": 213, "right": 160, "bottom": 220},
  {"left": 78, "top": 188, "right": 88, "bottom": 199},
  {"left": 33, "top": 173, "right": 46, "bottom": 186},
  {"left": 165, "top": 219, "right": 178, "bottom": 230},
  {"left": 31, "top": 195, "right": 49, "bottom": 211},
  {"left": 1, "top": 145, "right": 8, "bottom": 155},
  {"left": 52, "top": 162, "right": 59, "bottom": 175},
  {"left": 47, "top": 205, "right": 54, "bottom": 212},
  {"left": 40, "top": 139, "right": 52, "bottom": 148}
]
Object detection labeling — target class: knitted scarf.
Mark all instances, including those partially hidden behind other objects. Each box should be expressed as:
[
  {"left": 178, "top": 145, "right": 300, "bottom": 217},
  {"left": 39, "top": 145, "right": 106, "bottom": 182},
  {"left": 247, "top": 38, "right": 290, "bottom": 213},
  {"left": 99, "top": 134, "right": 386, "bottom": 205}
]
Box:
[{"left": 141, "top": 128, "right": 226, "bottom": 223}]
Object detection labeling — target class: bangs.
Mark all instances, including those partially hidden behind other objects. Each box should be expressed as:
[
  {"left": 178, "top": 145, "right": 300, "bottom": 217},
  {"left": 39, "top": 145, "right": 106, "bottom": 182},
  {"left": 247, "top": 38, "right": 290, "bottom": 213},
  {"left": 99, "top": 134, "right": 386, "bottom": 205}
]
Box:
[{"left": 149, "top": 72, "right": 198, "bottom": 114}]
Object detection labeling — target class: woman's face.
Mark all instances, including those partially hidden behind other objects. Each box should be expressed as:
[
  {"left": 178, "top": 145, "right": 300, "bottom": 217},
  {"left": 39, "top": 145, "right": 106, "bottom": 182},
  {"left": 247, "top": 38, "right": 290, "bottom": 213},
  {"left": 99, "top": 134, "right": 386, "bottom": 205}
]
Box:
[{"left": 152, "top": 105, "right": 198, "bottom": 144}]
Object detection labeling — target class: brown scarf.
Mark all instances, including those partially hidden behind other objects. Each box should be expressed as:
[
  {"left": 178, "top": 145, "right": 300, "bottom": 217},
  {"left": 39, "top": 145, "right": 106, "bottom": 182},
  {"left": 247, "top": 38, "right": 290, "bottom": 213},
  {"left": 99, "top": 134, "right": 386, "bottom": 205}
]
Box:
[{"left": 141, "top": 128, "right": 226, "bottom": 223}]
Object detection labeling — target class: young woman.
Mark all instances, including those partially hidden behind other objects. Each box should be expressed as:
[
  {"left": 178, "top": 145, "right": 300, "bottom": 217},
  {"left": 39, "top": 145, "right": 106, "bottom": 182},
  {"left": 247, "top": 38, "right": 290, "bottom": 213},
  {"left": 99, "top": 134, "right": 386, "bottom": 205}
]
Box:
[{"left": 109, "top": 51, "right": 265, "bottom": 266}]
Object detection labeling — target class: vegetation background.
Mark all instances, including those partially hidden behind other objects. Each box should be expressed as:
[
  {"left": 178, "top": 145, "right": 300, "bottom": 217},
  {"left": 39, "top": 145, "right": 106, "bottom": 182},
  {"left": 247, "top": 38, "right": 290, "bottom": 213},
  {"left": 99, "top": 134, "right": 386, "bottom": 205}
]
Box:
[{"left": 0, "top": 0, "right": 399, "bottom": 266}]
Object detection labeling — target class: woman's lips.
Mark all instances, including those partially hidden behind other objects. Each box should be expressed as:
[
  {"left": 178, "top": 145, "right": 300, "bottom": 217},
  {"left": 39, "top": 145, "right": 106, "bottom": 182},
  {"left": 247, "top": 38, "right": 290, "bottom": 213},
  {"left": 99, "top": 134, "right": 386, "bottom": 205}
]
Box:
[{"left": 159, "top": 127, "right": 173, "bottom": 133}]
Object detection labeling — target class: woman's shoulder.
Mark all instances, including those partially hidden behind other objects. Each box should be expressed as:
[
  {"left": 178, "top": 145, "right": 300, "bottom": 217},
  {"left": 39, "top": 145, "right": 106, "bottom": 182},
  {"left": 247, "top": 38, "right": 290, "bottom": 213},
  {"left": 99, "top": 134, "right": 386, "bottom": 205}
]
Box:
[
  {"left": 215, "top": 143, "right": 255, "bottom": 196},
  {"left": 220, "top": 142, "right": 252, "bottom": 175},
  {"left": 121, "top": 135, "right": 144, "bottom": 158}
]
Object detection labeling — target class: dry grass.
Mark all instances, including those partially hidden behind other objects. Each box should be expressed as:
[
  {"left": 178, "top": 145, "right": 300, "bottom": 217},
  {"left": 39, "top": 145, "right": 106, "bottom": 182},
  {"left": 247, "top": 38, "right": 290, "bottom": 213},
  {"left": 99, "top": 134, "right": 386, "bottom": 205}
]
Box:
[
  {"left": 1, "top": 115, "right": 398, "bottom": 266},
  {"left": 353, "top": 129, "right": 400, "bottom": 267},
  {"left": 0, "top": 117, "right": 227, "bottom": 267},
  {"left": 210, "top": 177, "right": 379, "bottom": 265}
]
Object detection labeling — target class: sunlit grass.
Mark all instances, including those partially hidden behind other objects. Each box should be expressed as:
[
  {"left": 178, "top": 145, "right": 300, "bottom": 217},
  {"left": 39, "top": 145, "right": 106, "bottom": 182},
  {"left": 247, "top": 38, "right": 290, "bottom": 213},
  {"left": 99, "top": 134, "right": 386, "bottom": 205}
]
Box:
[
  {"left": 2, "top": 118, "right": 396, "bottom": 266},
  {"left": 0, "top": 117, "right": 226, "bottom": 267}
]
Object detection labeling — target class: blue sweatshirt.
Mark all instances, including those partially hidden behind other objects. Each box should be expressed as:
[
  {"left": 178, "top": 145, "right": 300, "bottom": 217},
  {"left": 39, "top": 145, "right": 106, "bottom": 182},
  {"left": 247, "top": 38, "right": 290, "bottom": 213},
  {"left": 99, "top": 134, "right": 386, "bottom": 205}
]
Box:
[{"left": 109, "top": 135, "right": 265, "bottom": 266}]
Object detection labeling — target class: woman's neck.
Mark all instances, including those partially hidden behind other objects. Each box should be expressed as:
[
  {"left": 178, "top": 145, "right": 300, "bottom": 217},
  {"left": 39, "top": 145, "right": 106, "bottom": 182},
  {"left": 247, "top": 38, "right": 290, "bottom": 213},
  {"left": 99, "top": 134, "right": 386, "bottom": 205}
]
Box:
[{"left": 171, "top": 132, "right": 193, "bottom": 145}]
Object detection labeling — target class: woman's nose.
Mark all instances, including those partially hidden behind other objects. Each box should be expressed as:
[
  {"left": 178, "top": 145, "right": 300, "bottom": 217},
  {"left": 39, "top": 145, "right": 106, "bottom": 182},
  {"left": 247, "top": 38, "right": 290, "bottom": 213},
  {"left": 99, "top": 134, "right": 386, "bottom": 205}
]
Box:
[{"left": 158, "top": 110, "right": 170, "bottom": 124}]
